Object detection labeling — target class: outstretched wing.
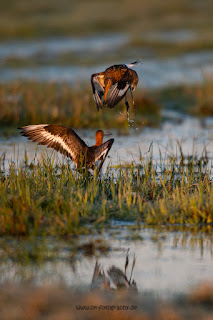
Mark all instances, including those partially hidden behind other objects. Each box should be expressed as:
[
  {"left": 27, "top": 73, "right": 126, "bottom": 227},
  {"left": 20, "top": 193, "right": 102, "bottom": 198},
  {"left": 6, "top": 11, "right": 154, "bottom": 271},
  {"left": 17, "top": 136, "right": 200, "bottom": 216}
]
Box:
[
  {"left": 106, "top": 81, "right": 130, "bottom": 108},
  {"left": 94, "top": 139, "right": 114, "bottom": 173},
  {"left": 91, "top": 73, "right": 105, "bottom": 111},
  {"left": 94, "top": 139, "right": 114, "bottom": 162},
  {"left": 19, "top": 124, "right": 87, "bottom": 161}
]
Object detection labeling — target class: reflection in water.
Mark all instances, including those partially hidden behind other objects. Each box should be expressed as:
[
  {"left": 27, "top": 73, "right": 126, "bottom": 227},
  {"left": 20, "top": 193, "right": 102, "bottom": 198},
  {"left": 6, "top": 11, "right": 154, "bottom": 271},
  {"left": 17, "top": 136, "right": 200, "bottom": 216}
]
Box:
[
  {"left": 0, "top": 227, "right": 212, "bottom": 297},
  {"left": 91, "top": 250, "right": 137, "bottom": 292}
]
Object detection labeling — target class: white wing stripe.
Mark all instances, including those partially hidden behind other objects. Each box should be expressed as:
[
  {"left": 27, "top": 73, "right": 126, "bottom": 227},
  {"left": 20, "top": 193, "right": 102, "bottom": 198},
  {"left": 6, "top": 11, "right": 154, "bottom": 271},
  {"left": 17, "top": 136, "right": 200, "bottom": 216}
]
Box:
[
  {"left": 22, "top": 124, "right": 49, "bottom": 132},
  {"left": 22, "top": 125, "right": 75, "bottom": 159},
  {"left": 95, "top": 148, "right": 108, "bottom": 161},
  {"left": 41, "top": 131, "right": 75, "bottom": 158},
  {"left": 117, "top": 84, "right": 129, "bottom": 97}
]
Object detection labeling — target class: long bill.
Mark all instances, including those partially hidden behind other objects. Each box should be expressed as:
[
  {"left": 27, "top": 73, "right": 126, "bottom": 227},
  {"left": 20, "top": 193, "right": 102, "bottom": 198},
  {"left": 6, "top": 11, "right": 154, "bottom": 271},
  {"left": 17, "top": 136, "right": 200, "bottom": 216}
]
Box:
[{"left": 103, "top": 132, "right": 112, "bottom": 136}]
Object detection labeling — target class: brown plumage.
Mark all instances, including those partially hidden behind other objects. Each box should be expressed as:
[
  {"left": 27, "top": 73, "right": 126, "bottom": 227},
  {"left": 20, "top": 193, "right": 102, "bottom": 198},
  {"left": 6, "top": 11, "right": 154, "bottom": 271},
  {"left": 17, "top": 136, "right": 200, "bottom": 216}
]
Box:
[
  {"left": 91, "top": 61, "right": 139, "bottom": 114},
  {"left": 19, "top": 125, "right": 114, "bottom": 173}
]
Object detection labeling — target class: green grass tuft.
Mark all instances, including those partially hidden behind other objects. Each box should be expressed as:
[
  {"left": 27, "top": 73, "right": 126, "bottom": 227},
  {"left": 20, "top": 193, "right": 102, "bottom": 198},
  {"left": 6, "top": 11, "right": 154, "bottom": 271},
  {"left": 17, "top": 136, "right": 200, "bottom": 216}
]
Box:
[{"left": 0, "top": 147, "right": 212, "bottom": 237}]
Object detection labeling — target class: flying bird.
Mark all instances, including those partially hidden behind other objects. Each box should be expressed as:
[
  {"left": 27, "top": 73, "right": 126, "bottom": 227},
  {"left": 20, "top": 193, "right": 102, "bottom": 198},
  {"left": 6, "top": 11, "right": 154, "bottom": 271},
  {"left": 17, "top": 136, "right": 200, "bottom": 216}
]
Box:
[
  {"left": 91, "top": 61, "right": 140, "bottom": 116},
  {"left": 19, "top": 125, "right": 114, "bottom": 174}
]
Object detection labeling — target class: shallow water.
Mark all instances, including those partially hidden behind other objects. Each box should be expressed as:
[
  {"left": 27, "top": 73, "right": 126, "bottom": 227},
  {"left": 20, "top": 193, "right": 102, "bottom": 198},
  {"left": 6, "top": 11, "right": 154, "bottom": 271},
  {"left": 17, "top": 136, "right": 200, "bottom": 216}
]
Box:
[
  {"left": 1, "top": 33, "right": 213, "bottom": 88},
  {"left": 1, "top": 113, "right": 213, "bottom": 171},
  {"left": 0, "top": 226, "right": 212, "bottom": 298},
  {"left": 144, "top": 29, "right": 196, "bottom": 43},
  {"left": 1, "top": 51, "right": 213, "bottom": 89},
  {"left": 1, "top": 31, "right": 213, "bottom": 303},
  {"left": 1, "top": 116, "right": 213, "bottom": 297},
  {"left": 0, "top": 34, "right": 128, "bottom": 60}
]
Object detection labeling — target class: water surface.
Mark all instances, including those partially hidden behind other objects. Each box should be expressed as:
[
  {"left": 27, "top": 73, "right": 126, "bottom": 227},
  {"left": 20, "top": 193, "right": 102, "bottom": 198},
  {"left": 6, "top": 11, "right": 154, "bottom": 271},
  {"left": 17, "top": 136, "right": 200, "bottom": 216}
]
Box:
[
  {"left": 0, "top": 226, "right": 212, "bottom": 298},
  {"left": 1, "top": 33, "right": 213, "bottom": 88},
  {"left": 1, "top": 113, "right": 213, "bottom": 171}
]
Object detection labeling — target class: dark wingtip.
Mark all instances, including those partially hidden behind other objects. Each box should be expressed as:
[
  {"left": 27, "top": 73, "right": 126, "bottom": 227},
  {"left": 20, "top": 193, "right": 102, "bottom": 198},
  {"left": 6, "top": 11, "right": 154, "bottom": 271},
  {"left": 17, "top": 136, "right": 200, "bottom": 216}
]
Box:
[
  {"left": 91, "top": 73, "right": 95, "bottom": 81},
  {"left": 108, "top": 138, "right": 114, "bottom": 148},
  {"left": 132, "top": 60, "right": 141, "bottom": 65},
  {"left": 18, "top": 127, "right": 25, "bottom": 135},
  {"left": 93, "top": 92, "right": 102, "bottom": 111},
  {"left": 126, "top": 60, "right": 142, "bottom": 68}
]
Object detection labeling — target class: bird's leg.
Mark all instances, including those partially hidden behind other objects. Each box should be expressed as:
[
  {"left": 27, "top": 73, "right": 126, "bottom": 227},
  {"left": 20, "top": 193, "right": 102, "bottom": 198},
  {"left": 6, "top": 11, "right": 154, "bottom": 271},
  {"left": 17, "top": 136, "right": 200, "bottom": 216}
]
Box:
[
  {"left": 125, "top": 95, "right": 130, "bottom": 121},
  {"left": 130, "top": 88, "right": 136, "bottom": 117}
]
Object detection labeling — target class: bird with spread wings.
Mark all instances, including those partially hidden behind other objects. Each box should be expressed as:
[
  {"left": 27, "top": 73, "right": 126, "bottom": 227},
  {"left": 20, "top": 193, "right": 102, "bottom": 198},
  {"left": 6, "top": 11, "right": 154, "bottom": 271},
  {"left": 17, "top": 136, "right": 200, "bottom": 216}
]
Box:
[
  {"left": 91, "top": 61, "right": 140, "bottom": 117},
  {"left": 19, "top": 125, "right": 114, "bottom": 175}
]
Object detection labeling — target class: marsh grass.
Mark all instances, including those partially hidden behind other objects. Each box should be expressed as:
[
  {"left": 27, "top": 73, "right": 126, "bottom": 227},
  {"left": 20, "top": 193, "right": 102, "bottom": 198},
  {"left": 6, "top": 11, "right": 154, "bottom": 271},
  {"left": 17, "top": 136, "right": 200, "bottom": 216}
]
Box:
[
  {"left": 0, "top": 235, "right": 109, "bottom": 265},
  {"left": 193, "top": 77, "right": 213, "bottom": 116},
  {"left": 0, "top": 144, "right": 212, "bottom": 238},
  {"left": 0, "top": 81, "right": 161, "bottom": 135},
  {"left": 152, "top": 77, "right": 213, "bottom": 116},
  {"left": 1, "top": 79, "right": 213, "bottom": 136}
]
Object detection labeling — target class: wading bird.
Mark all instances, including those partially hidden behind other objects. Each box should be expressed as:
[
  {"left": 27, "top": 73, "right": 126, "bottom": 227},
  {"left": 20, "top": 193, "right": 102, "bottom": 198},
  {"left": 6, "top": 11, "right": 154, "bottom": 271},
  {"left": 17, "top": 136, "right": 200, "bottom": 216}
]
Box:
[
  {"left": 19, "top": 125, "right": 114, "bottom": 174},
  {"left": 91, "top": 61, "right": 139, "bottom": 116}
]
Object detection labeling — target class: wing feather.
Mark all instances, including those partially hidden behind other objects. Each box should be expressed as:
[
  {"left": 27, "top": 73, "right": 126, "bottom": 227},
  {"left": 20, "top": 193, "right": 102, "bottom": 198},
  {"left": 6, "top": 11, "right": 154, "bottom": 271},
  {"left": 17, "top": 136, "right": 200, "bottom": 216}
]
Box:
[
  {"left": 94, "top": 139, "right": 114, "bottom": 162},
  {"left": 91, "top": 74, "right": 105, "bottom": 110},
  {"left": 94, "top": 139, "right": 114, "bottom": 174},
  {"left": 19, "top": 124, "right": 87, "bottom": 162},
  {"left": 106, "top": 82, "right": 130, "bottom": 108},
  {"left": 93, "top": 91, "right": 102, "bottom": 110}
]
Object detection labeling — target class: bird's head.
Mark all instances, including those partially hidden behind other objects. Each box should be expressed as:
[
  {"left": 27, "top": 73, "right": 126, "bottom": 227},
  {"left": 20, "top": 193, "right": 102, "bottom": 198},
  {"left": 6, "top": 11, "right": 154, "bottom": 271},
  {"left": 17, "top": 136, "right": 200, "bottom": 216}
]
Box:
[{"left": 95, "top": 130, "right": 112, "bottom": 146}]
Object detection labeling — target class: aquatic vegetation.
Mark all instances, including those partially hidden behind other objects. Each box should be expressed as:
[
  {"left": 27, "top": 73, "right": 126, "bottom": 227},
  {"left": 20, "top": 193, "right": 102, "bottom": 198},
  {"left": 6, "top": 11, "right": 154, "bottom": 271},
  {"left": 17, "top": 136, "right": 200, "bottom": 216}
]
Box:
[
  {"left": 0, "top": 81, "right": 161, "bottom": 135},
  {"left": 1, "top": 79, "right": 213, "bottom": 136},
  {"left": 154, "top": 77, "right": 213, "bottom": 116},
  {"left": 0, "top": 146, "right": 212, "bottom": 237}
]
